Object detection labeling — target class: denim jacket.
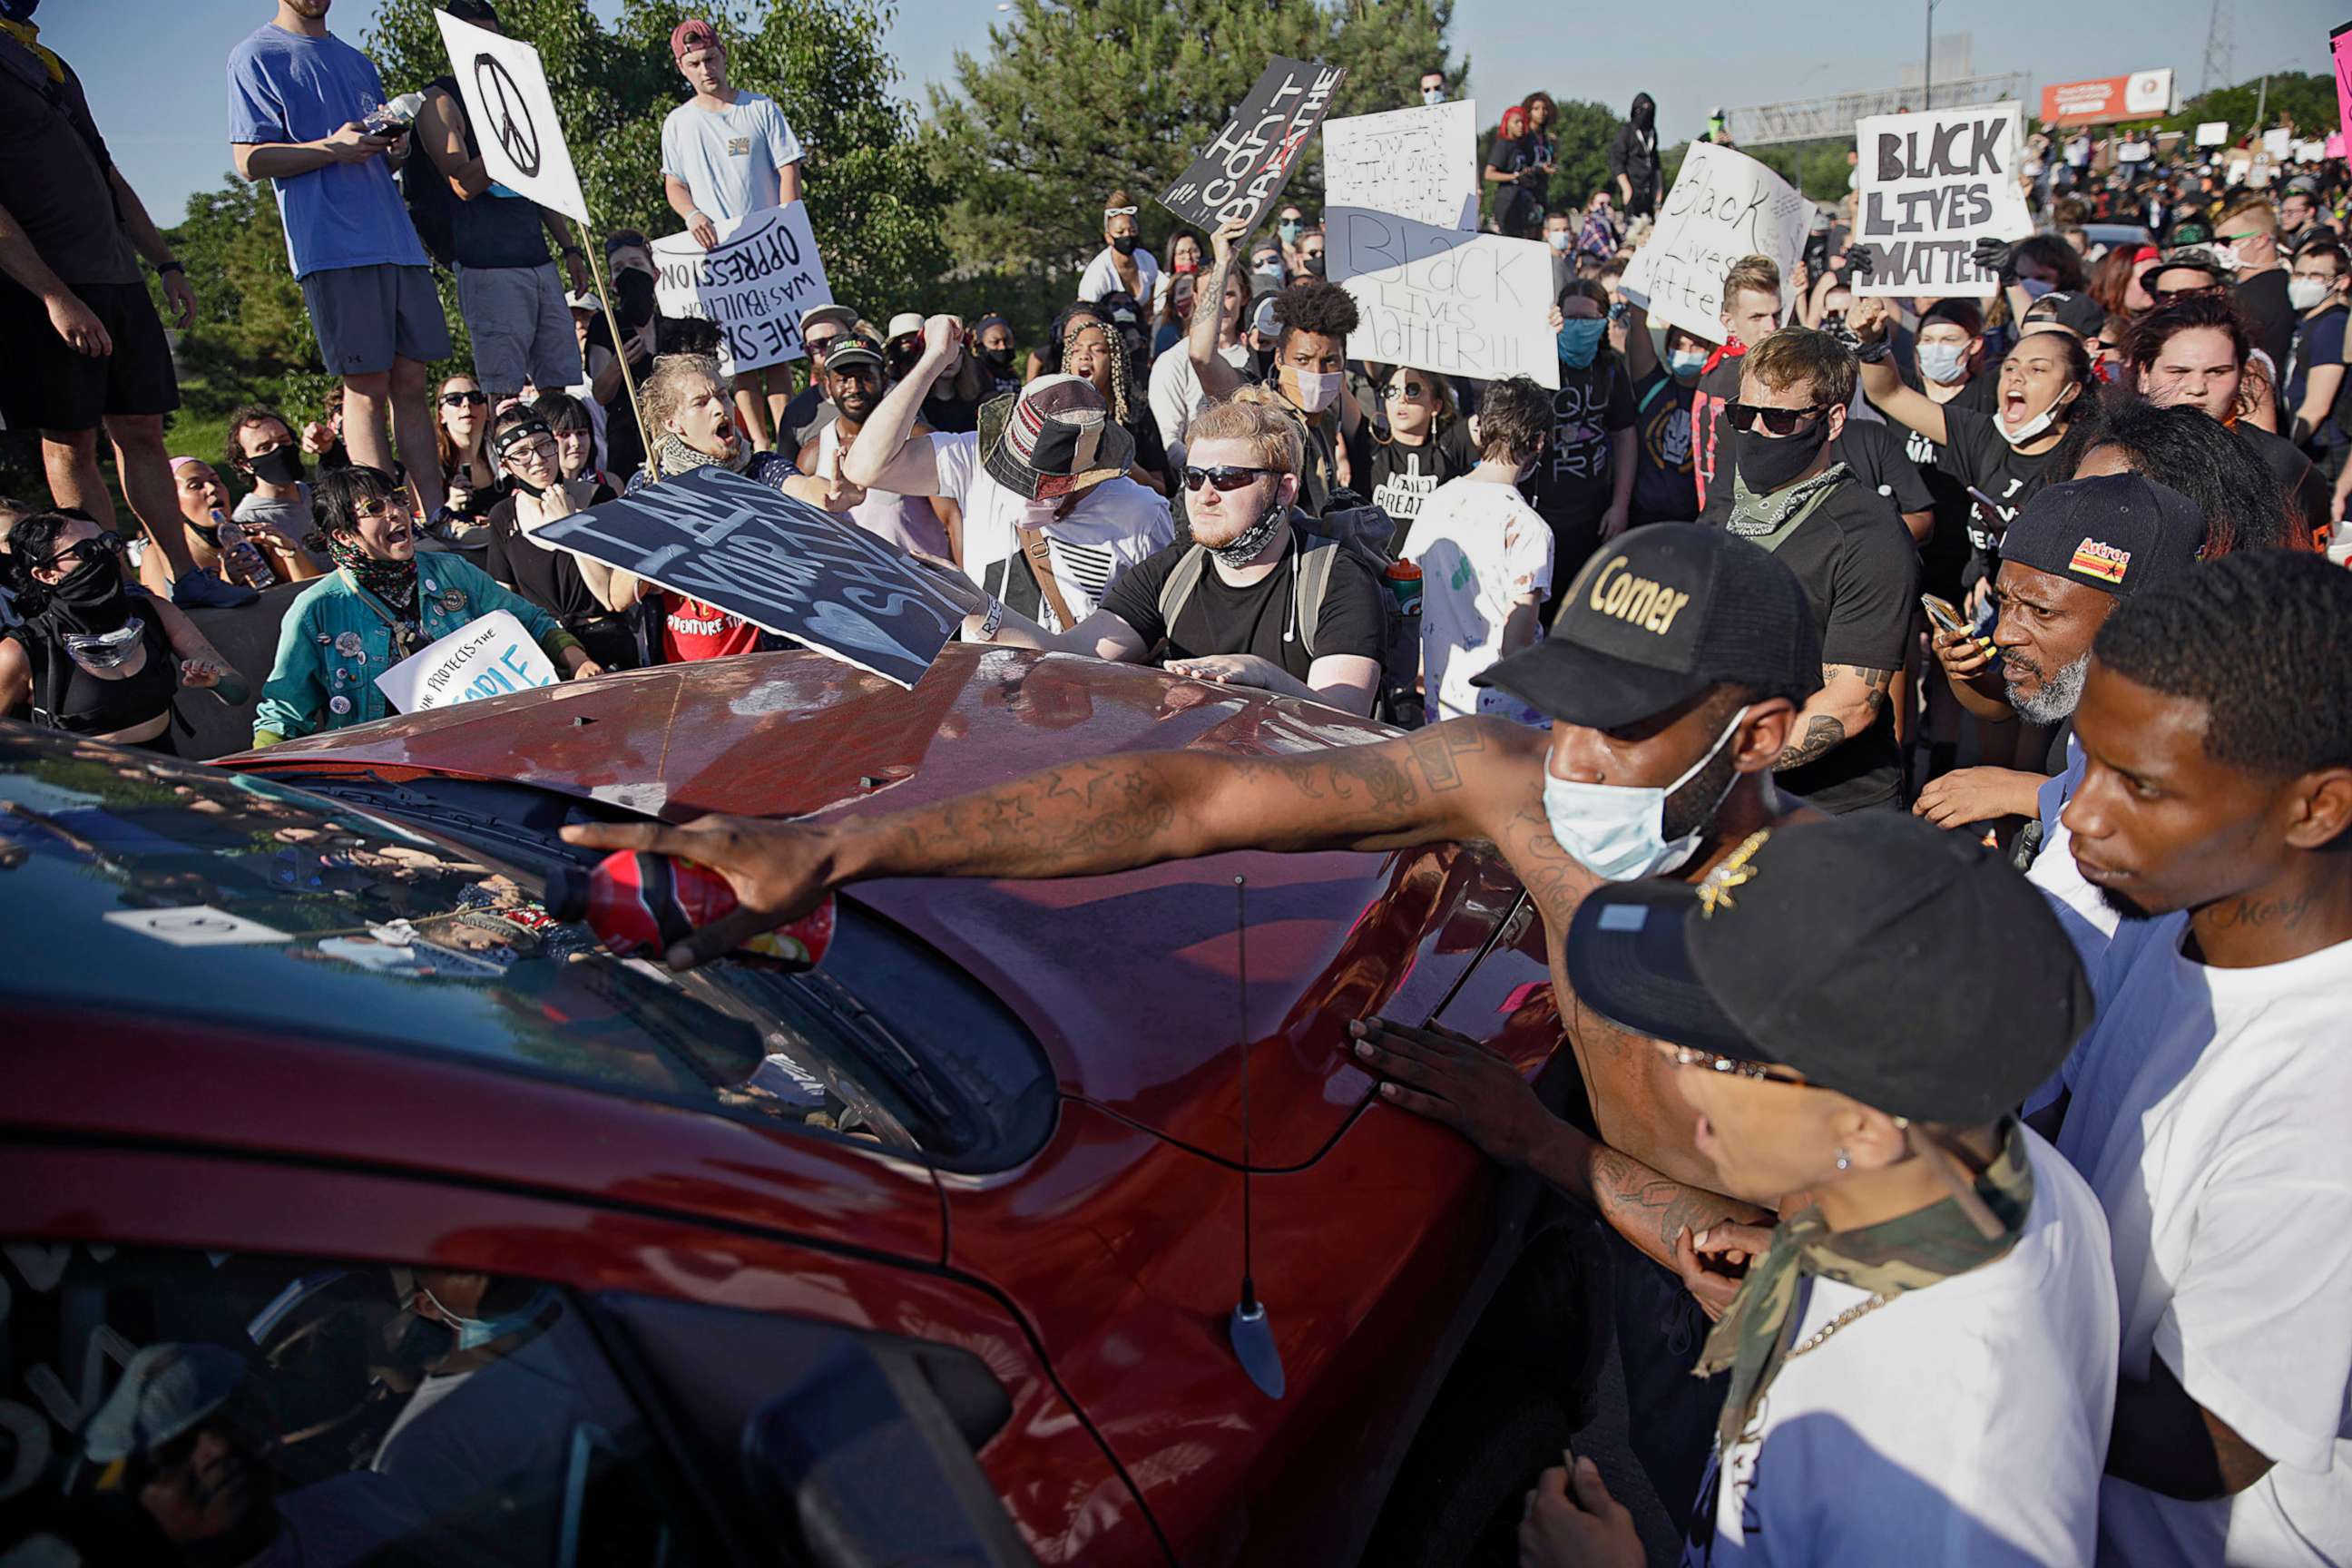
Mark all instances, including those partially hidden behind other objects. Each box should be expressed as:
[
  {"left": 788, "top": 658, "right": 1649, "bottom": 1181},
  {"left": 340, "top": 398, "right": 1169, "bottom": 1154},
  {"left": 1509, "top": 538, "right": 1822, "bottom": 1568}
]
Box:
[{"left": 254, "top": 550, "right": 574, "bottom": 743}]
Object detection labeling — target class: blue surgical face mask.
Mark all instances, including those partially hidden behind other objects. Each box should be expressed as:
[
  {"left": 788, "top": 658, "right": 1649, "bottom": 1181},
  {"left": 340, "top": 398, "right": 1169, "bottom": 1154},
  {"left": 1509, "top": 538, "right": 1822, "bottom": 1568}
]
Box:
[
  {"left": 1279, "top": 220, "right": 1302, "bottom": 243},
  {"left": 1667, "top": 348, "right": 1709, "bottom": 379},
  {"left": 1540, "top": 707, "right": 1749, "bottom": 881},
  {"left": 1556, "top": 318, "right": 1605, "bottom": 368},
  {"left": 2020, "top": 277, "right": 2058, "bottom": 301},
  {"left": 1918, "top": 340, "right": 1970, "bottom": 385},
  {"left": 422, "top": 1285, "right": 555, "bottom": 1353},
  {"left": 1422, "top": 86, "right": 1446, "bottom": 107}
]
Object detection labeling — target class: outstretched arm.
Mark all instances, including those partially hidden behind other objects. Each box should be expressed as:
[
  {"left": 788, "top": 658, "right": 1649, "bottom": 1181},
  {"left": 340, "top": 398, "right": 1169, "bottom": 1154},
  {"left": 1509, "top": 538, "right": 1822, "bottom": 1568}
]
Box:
[
  {"left": 562, "top": 719, "right": 1542, "bottom": 966},
  {"left": 839, "top": 314, "right": 962, "bottom": 495},
  {"left": 1847, "top": 297, "right": 1951, "bottom": 446},
  {"left": 1191, "top": 219, "right": 1250, "bottom": 401}
]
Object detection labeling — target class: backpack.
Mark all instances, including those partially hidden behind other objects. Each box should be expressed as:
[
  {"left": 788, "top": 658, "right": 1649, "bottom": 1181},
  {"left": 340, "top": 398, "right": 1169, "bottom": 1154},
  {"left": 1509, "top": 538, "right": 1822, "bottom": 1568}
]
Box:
[
  {"left": 401, "top": 80, "right": 460, "bottom": 270},
  {"left": 1155, "top": 497, "right": 1425, "bottom": 727}
]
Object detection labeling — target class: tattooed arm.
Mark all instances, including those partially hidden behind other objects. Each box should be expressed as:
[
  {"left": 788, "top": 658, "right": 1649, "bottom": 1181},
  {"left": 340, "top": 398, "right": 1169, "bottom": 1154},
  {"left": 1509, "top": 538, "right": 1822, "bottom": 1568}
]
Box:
[
  {"left": 563, "top": 717, "right": 1549, "bottom": 965},
  {"left": 1772, "top": 663, "right": 1893, "bottom": 773}
]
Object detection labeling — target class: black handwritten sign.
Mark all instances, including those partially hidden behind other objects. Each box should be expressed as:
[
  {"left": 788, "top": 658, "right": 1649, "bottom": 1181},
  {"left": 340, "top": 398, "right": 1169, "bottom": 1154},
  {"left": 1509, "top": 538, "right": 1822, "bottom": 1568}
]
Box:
[
  {"left": 1617, "top": 144, "right": 1810, "bottom": 344},
  {"left": 1854, "top": 103, "right": 2032, "bottom": 299},
  {"left": 1328, "top": 206, "right": 1557, "bottom": 388},
  {"left": 1159, "top": 57, "right": 1347, "bottom": 232},
  {"left": 652, "top": 202, "right": 835, "bottom": 376},
  {"left": 533, "top": 466, "right": 967, "bottom": 688}
]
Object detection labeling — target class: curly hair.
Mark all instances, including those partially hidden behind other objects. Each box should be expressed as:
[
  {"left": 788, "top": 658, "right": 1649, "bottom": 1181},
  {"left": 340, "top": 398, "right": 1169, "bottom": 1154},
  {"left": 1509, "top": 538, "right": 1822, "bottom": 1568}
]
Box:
[
  {"left": 2094, "top": 548, "right": 2352, "bottom": 779},
  {"left": 1474, "top": 376, "right": 1551, "bottom": 463},
  {"left": 221, "top": 402, "right": 297, "bottom": 473},
  {"left": 640, "top": 353, "right": 727, "bottom": 434},
  {"left": 1271, "top": 279, "right": 1359, "bottom": 350},
  {"left": 2049, "top": 398, "right": 2292, "bottom": 556}
]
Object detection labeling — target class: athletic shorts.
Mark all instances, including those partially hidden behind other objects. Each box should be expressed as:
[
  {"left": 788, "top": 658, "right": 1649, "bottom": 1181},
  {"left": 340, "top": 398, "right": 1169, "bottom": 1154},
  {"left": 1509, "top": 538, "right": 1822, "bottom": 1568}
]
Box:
[
  {"left": 299, "top": 262, "right": 452, "bottom": 377},
  {"left": 0, "top": 279, "right": 179, "bottom": 434},
  {"left": 456, "top": 260, "right": 583, "bottom": 397}
]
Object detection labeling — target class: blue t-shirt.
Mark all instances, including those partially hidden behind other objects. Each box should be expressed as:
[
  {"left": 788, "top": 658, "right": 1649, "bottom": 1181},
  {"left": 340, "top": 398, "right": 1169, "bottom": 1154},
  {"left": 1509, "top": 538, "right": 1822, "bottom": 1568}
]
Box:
[
  {"left": 2286, "top": 305, "right": 2349, "bottom": 450},
  {"left": 227, "top": 23, "right": 427, "bottom": 279}
]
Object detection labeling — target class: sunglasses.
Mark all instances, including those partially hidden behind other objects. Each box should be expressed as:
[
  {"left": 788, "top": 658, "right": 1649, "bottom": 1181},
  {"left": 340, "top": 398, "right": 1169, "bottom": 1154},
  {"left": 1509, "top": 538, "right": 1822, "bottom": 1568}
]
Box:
[
  {"left": 1725, "top": 400, "right": 1829, "bottom": 436},
  {"left": 2149, "top": 282, "right": 2222, "bottom": 305},
  {"left": 441, "top": 390, "right": 488, "bottom": 407},
  {"left": 1182, "top": 464, "right": 1278, "bottom": 493},
  {"left": 1654, "top": 1041, "right": 1808, "bottom": 1087},
  {"left": 354, "top": 498, "right": 416, "bottom": 521},
  {"left": 806, "top": 334, "right": 842, "bottom": 358},
  {"left": 1385, "top": 379, "right": 1432, "bottom": 400},
  {"left": 38, "top": 538, "right": 113, "bottom": 572}
]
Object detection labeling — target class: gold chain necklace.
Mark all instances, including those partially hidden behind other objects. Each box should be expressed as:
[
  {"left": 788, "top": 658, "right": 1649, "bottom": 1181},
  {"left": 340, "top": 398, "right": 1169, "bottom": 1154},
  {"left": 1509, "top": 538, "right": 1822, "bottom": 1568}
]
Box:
[{"left": 1783, "top": 1292, "right": 1889, "bottom": 1359}]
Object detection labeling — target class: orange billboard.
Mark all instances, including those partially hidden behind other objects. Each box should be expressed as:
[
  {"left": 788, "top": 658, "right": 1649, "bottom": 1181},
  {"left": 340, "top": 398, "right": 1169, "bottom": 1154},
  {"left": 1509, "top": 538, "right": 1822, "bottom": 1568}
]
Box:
[{"left": 2041, "top": 70, "right": 2176, "bottom": 127}]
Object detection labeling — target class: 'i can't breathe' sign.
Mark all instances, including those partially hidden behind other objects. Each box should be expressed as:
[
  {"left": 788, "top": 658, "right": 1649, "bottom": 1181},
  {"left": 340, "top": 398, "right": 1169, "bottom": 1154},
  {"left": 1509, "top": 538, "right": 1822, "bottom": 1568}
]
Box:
[{"left": 1853, "top": 103, "right": 2034, "bottom": 299}]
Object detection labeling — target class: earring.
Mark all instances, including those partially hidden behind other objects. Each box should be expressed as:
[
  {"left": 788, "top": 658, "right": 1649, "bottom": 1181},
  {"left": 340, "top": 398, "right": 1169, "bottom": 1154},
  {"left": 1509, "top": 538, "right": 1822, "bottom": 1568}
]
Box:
[{"left": 1835, "top": 1148, "right": 1852, "bottom": 1171}]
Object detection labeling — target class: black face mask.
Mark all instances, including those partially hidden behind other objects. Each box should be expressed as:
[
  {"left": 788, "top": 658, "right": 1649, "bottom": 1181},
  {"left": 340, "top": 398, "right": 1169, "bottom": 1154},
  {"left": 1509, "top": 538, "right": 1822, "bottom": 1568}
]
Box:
[
  {"left": 886, "top": 347, "right": 923, "bottom": 377},
  {"left": 1111, "top": 234, "right": 1138, "bottom": 257},
  {"left": 41, "top": 549, "right": 133, "bottom": 633},
  {"left": 983, "top": 344, "right": 1015, "bottom": 372},
  {"left": 247, "top": 446, "right": 305, "bottom": 486},
  {"left": 1734, "top": 414, "right": 1831, "bottom": 495}
]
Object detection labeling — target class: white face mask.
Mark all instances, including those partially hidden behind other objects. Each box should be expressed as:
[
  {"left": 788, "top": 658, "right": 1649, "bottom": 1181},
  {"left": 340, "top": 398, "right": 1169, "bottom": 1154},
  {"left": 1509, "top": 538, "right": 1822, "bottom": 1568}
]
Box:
[
  {"left": 1540, "top": 707, "right": 1749, "bottom": 882},
  {"left": 1288, "top": 367, "right": 1345, "bottom": 415},
  {"left": 1998, "top": 399, "right": 2063, "bottom": 448},
  {"left": 1422, "top": 86, "right": 1446, "bottom": 107},
  {"left": 1918, "top": 340, "right": 1970, "bottom": 385},
  {"left": 2289, "top": 276, "right": 2335, "bottom": 311}
]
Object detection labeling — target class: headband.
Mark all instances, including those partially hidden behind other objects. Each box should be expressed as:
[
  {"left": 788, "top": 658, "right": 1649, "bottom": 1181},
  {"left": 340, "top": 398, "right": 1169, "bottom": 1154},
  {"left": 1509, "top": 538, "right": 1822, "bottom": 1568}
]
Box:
[
  {"left": 1104, "top": 205, "right": 1138, "bottom": 219},
  {"left": 494, "top": 416, "right": 555, "bottom": 453},
  {"left": 169, "top": 456, "right": 204, "bottom": 472}
]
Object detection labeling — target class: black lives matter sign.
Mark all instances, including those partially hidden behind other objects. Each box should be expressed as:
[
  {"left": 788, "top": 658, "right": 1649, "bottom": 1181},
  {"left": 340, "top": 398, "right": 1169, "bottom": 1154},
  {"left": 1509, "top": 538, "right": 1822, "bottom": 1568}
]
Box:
[
  {"left": 1854, "top": 104, "right": 2033, "bottom": 299},
  {"left": 534, "top": 466, "right": 967, "bottom": 688},
  {"left": 1159, "top": 57, "right": 1346, "bottom": 232}
]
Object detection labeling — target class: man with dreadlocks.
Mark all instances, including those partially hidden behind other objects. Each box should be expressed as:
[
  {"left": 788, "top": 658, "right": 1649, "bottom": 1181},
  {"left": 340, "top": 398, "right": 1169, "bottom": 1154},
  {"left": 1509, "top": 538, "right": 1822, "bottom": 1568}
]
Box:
[
  {"left": 2037, "top": 550, "right": 2352, "bottom": 1567},
  {"left": 1190, "top": 217, "right": 1366, "bottom": 514}
]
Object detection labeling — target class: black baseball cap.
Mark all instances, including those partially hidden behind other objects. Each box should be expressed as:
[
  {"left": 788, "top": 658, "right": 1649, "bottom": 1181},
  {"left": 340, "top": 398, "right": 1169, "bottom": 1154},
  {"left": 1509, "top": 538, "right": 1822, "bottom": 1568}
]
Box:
[
  {"left": 2023, "top": 289, "right": 2106, "bottom": 338},
  {"left": 1998, "top": 474, "right": 2204, "bottom": 599},
  {"left": 1475, "top": 524, "right": 1824, "bottom": 730},
  {"left": 821, "top": 338, "right": 885, "bottom": 375},
  {"left": 1567, "top": 814, "right": 2092, "bottom": 1123}
]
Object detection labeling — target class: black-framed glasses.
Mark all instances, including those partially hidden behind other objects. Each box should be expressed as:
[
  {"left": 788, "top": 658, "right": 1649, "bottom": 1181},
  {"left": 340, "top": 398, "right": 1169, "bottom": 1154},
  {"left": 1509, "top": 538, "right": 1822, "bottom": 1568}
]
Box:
[
  {"left": 1386, "top": 378, "right": 1432, "bottom": 400},
  {"left": 441, "top": 389, "right": 488, "bottom": 407},
  {"left": 1654, "top": 1041, "right": 1809, "bottom": 1086},
  {"left": 37, "top": 538, "right": 114, "bottom": 573},
  {"left": 499, "top": 435, "right": 559, "bottom": 463},
  {"left": 1182, "top": 464, "right": 1278, "bottom": 493},
  {"left": 1725, "top": 400, "right": 1830, "bottom": 436}
]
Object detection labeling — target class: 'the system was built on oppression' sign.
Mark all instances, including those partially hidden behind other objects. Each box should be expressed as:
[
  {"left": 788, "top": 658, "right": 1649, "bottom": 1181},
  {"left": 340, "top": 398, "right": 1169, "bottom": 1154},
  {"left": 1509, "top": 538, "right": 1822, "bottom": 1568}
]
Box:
[
  {"left": 533, "top": 466, "right": 967, "bottom": 688},
  {"left": 1159, "top": 57, "right": 1346, "bottom": 231},
  {"left": 1853, "top": 103, "right": 2034, "bottom": 299},
  {"left": 653, "top": 202, "right": 835, "bottom": 377}
]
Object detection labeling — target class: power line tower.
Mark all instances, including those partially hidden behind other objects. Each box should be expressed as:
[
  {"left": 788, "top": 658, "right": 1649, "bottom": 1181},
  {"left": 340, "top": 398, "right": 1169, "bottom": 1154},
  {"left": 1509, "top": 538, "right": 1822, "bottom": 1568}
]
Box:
[{"left": 2200, "top": 0, "right": 2235, "bottom": 95}]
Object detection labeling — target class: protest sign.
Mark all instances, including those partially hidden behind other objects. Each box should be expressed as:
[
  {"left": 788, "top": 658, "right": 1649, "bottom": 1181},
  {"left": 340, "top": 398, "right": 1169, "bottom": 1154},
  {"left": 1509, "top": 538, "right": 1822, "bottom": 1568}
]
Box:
[
  {"left": 2263, "top": 127, "right": 2293, "bottom": 158},
  {"left": 533, "top": 466, "right": 967, "bottom": 688},
  {"left": 434, "top": 9, "right": 588, "bottom": 224},
  {"left": 1328, "top": 207, "right": 1556, "bottom": 389},
  {"left": 1322, "top": 101, "right": 1479, "bottom": 230},
  {"left": 1159, "top": 56, "right": 1346, "bottom": 231},
  {"left": 1852, "top": 103, "right": 2032, "bottom": 299},
  {"left": 375, "top": 611, "right": 559, "bottom": 715},
  {"left": 2196, "top": 121, "right": 2230, "bottom": 146},
  {"left": 652, "top": 203, "right": 834, "bottom": 377},
  {"left": 1618, "top": 145, "right": 1809, "bottom": 344},
  {"left": 2337, "top": 22, "right": 2352, "bottom": 139}
]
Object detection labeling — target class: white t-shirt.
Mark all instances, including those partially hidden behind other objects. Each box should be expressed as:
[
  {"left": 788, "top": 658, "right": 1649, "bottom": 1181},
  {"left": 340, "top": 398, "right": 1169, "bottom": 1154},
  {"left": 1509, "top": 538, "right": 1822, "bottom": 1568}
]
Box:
[
  {"left": 1686, "top": 1132, "right": 2118, "bottom": 1567},
  {"left": 2057, "top": 919, "right": 2352, "bottom": 1568},
  {"left": 927, "top": 431, "right": 1172, "bottom": 632},
  {"left": 2027, "top": 733, "right": 2120, "bottom": 971},
  {"left": 660, "top": 93, "right": 804, "bottom": 224},
  {"left": 1401, "top": 476, "right": 1553, "bottom": 724},
  {"left": 1078, "top": 244, "right": 1160, "bottom": 307},
  {"left": 1148, "top": 339, "right": 1249, "bottom": 472},
  {"left": 231, "top": 484, "right": 317, "bottom": 555},
  {"left": 816, "top": 421, "right": 950, "bottom": 560}
]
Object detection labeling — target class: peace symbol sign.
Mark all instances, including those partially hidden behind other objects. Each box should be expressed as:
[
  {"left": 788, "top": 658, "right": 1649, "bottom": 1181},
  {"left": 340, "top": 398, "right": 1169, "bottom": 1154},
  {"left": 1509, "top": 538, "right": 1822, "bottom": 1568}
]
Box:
[{"left": 474, "top": 53, "right": 541, "bottom": 178}]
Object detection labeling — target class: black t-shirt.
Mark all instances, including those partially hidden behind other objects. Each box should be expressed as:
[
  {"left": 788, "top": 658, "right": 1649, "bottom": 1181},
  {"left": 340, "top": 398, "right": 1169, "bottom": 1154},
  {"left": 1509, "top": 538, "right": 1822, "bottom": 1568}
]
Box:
[
  {"left": 922, "top": 386, "right": 980, "bottom": 436},
  {"left": 1526, "top": 354, "right": 1637, "bottom": 535},
  {"left": 0, "top": 48, "right": 139, "bottom": 288},
  {"left": 1936, "top": 405, "right": 2065, "bottom": 584},
  {"left": 1098, "top": 530, "right": 1388, "bottom": 684},
  {"left": 1831, "top": 418, "right": 1934, "bottom": 521},
  {"left": 2235, "top": 420, "right": 2329, "bottom": 543},
  {"left": 2236, "top": 270, "right": 2297, "bottom": 375},
  {"left": 1755, "top": 479, "right": 1920, "bottom": 814},
  {"left": 1368, "top": 422, "right": 1479, "bottom": 553},
  {"left": 1629, "top": 367, "right": 1699, "bottom": 524},
  {"left": 481, "top": 486, "right": 632, "bottom": 663},
  {"left": 1888, "top": 376, "right": 1996, "bottom": 598}
]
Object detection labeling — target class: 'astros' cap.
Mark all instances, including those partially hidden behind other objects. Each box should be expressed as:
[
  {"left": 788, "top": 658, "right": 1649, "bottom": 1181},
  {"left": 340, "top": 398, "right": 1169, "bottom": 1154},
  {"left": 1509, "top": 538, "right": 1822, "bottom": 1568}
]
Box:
[
  {"left": 1475, "top": 524, "right": 1822, "bottom": 730},
  {"left": 1998, "top": 474, "right": 2205, "bottom": 599}
]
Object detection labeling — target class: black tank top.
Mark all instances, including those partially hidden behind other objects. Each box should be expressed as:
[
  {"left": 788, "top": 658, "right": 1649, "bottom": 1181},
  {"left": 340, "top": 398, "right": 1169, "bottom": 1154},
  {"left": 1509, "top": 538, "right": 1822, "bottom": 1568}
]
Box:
[{"left": 15, "top": 610, "right": 179, "bottom": 734}]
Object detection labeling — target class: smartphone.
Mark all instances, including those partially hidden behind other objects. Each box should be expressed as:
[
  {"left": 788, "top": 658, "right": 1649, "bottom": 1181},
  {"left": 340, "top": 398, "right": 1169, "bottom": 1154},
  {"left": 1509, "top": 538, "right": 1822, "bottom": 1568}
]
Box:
[
  {"left": 1965, "top": 485, "right": 2008, "bottom": 518},
  {"left": 1920, "top": 593, "right": 1967, "bottom": 635}
]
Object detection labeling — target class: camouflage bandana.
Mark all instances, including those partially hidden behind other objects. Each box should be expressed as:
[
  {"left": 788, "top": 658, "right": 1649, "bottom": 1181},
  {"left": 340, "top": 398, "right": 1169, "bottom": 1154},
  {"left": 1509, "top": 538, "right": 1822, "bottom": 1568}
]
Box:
[{"left": 1696, "top": 1115, "right": 2034, "bottom": 1452}]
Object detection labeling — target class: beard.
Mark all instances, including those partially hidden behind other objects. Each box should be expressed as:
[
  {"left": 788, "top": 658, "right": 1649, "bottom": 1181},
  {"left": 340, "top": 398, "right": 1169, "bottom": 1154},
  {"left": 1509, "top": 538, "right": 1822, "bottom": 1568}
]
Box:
[
  {"left": 2099, "top": 885, "right": 2159, "bottom": 922},
  {"left": 2004, "top": 650, "right": 2090, "bottom": 726},
  {"left": 835, "top": 391, "right": 878, "bottom": 425},
  {"left": 1660, "top": 726, "right": 1743, "bottom": 843}
]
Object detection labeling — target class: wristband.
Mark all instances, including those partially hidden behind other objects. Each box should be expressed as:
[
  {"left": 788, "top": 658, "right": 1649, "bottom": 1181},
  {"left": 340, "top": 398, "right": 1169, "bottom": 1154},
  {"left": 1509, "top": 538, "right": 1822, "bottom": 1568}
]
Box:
[
  {"left": 560, "top": 244, "right": 584, "bottom": 260},
  {"left": 156, "top": 260, "right": 184, "bottom": 276},
  {"left": 975, "top": 600, "right": 1004, "bottom": 642},
  {"left": 1855, "top": 338, "right": 1894, "bottom": 366}
]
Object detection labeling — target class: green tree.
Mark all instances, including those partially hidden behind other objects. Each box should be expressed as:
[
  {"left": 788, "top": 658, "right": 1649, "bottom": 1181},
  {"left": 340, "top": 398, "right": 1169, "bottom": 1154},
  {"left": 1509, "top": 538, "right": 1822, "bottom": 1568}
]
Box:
[{"left": 2157, "top": 73, "right": 2336, "bottom": 145}]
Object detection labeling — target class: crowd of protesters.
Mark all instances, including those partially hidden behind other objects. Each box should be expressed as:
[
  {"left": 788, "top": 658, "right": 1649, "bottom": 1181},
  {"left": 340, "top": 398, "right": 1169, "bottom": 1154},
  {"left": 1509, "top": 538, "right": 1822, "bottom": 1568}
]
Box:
[{"left": 3, "top": 0, "right": 2351, "bottom": 1562}]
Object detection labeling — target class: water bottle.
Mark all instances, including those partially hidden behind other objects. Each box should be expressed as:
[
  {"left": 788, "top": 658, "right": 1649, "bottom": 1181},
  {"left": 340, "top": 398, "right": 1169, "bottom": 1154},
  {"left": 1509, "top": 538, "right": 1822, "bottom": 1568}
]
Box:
[
  {"left": 1384, "top": 557, "right": 1424, "bottom": 614},
  {"left": 214, "top": 513, "right": 277, "bottom": 589},
  {"left": 545, "top": 849, "right": 835, "bottom": 970}
]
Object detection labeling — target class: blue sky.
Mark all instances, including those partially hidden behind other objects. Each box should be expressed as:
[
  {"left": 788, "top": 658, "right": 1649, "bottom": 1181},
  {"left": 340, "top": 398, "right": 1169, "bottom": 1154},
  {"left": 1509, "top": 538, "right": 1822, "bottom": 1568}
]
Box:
[{"left": 41, "top": 0, "right": 2344, "bottom": 227}]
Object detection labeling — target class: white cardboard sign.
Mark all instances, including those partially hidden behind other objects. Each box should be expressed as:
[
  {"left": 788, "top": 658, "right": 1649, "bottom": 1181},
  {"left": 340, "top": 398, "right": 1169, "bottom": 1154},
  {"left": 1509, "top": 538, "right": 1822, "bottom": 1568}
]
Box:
[
  {"left": 1322, "top": 101, "right": 1480, "bottom": 230},
  {"left": 434, "top": 9, "right": 590, "bottom": 224},
  {"left": 1618, "top": 145, "right": 1808, "bottom": 345},
  {"left": 1853, "top": 103, "right": 2034, "bottom": 299},
  {"left": 2195, "top": 121, "right": 2230, "bottom": 147},
  {"left": 652, "top": 203, "right": 836, "bottom": 376},
  {"left": 1328, "top": 206, "right": 1558, "bottom": 389},
  {"left": 373, "top": 610, "right": 559, "bottom": 714}
]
